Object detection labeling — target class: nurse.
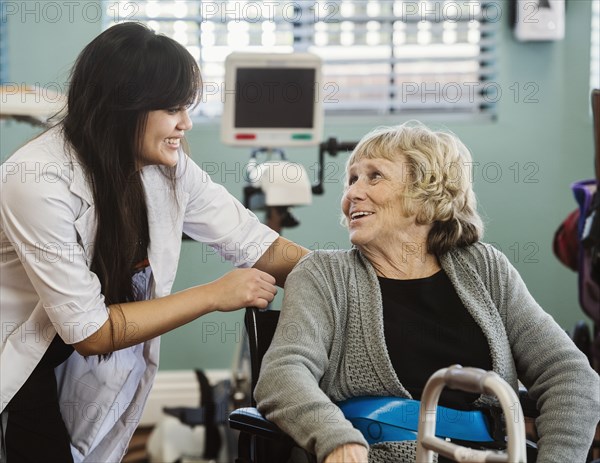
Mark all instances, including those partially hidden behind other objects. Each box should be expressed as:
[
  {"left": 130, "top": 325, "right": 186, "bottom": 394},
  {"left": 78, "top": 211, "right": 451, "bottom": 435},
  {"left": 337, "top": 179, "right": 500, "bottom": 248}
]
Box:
[{"left": 0, "top": 22, "right": 307, "bottom": 462}]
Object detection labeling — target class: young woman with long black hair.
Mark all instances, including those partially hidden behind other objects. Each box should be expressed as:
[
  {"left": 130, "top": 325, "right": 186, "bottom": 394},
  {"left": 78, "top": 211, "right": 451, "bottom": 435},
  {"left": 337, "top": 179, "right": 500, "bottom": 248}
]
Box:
[{"left": 0, "top": 22, "right": 307, "bottom": 462}]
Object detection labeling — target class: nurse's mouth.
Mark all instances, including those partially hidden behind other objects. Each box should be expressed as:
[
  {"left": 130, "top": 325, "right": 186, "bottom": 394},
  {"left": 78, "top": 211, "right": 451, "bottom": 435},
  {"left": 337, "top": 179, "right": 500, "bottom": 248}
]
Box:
[{"left": 164, "top": 138, "right": 181, "bottom": 147}]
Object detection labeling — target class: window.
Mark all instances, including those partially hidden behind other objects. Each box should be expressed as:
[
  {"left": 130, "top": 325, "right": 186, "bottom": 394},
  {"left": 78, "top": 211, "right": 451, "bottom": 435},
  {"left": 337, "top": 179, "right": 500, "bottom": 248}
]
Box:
[{"left": 104, "top": 0, "right": 499, "bottom": 119}]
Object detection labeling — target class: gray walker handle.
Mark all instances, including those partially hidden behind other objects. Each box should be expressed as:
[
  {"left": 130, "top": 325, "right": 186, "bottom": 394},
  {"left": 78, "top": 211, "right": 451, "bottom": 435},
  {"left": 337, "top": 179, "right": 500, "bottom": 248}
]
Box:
[{"left": 415, "top": 365, "right": 527, "bottom": 463}]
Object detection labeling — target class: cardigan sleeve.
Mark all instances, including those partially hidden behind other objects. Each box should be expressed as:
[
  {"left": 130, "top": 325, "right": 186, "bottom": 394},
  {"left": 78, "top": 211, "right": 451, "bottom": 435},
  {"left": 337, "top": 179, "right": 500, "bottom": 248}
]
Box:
[
  {"left": 254, "top": 254, "right": 368, "bottom": 463},
  {"left": 496, "top": 249, "right": 600, "bottom": 462}
]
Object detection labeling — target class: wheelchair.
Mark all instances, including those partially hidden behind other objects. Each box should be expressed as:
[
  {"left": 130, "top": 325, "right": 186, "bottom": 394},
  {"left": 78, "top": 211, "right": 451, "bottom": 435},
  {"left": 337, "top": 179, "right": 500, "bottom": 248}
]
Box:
[{"left": 228, "top": 308, "right": 551, "bottom": 463}]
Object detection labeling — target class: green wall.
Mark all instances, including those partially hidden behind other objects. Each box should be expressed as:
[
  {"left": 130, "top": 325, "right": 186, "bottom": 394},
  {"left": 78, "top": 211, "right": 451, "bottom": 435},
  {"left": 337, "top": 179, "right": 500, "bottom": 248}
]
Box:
[{"left": 1, "top": 1, "right": 596, "bottom": 370}]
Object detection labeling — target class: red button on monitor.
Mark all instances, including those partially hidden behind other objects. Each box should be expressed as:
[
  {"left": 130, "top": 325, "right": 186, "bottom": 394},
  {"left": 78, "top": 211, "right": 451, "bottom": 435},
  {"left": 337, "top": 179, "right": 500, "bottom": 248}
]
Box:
[{"left": 235, "top": 134, "right": 257, "bottom": 140}]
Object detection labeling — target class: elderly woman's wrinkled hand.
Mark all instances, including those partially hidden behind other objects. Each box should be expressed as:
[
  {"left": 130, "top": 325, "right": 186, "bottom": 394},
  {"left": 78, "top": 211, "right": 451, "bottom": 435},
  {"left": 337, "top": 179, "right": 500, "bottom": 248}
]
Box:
[{"left": 324, "top": 443, "right": 369, "bottom": 463}]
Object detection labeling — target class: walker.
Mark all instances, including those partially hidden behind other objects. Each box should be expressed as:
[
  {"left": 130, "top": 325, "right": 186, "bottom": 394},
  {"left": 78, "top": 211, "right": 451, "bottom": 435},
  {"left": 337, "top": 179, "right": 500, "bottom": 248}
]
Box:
[{"left": 416, "top": 365, "right": 527, "bottom": 463}]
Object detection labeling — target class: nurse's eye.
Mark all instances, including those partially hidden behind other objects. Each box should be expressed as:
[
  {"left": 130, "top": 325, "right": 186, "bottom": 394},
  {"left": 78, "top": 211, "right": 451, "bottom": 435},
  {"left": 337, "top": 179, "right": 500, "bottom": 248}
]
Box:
[{"left": 166, "top": 107, "right": 182, "bottom": 115}]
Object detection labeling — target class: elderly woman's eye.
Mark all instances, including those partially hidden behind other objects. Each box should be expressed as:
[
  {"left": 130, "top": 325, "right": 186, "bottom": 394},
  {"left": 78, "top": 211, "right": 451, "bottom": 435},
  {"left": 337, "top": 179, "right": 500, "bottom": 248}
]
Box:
[{"left": 348, "top": 176, "right": 358, "bottom": 185}]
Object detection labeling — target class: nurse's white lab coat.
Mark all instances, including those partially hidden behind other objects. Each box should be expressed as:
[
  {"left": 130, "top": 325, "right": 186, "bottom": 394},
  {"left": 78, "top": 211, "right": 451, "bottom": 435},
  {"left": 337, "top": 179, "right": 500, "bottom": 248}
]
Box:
[{"left": 0, "top": 127, "right": 278, "bottom": 462}]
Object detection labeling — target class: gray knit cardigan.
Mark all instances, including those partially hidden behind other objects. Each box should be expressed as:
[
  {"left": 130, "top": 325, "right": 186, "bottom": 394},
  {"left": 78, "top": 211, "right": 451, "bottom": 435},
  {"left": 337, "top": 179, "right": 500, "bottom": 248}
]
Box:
[{"left": 255, "top": 243, "right": 600, "bottom": 463}]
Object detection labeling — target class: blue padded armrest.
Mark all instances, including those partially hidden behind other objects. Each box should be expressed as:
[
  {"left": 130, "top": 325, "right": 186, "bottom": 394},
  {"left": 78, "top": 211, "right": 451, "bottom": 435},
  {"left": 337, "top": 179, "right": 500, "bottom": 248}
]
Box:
[{"left": 229, "top": 407, "right": 291, "bottom": 442}]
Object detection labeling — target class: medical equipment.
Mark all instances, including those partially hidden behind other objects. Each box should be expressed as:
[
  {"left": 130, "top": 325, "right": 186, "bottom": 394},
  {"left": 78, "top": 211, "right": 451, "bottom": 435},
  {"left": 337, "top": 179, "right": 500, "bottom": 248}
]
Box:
[
  {"left": 221, "top": 52, "right": 323, "bottom": 148},
  {"left": 221, "top": 52, "right": 325, "bottom": 230},
  {"left": 221, "top": 52, "right": 359, "bottom": 225},
  {"left": 244, "top": 150, "right": 312, "bottom": 210},
  {"left": 416, "top": 365, "right": 527, "bottom": 463}
]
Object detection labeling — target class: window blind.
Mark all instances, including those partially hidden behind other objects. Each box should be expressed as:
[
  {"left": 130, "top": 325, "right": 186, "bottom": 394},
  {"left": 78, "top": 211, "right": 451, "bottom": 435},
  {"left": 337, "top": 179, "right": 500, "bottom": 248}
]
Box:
[{"left": 104, "top": 0, "right": 499, "bottom": 119}]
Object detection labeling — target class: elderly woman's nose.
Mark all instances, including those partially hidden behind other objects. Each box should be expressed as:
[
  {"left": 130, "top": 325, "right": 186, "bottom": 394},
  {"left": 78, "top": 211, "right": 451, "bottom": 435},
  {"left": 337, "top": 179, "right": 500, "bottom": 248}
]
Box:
[{"left": 346, "top": 179, "right": 367, "bottom": 200}]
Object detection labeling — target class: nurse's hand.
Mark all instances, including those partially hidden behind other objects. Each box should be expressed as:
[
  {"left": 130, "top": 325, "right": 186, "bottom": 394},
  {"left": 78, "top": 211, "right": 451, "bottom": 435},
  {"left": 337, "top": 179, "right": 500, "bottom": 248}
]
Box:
[
  {"left": 74, "top": 269, "right": 276, "bottom": 356},
  {"left": 324, "top": 444, "right": 369, "bottom": 463},
  {"left": 210, "top": 268, "right": 277, "bottom": 311}
]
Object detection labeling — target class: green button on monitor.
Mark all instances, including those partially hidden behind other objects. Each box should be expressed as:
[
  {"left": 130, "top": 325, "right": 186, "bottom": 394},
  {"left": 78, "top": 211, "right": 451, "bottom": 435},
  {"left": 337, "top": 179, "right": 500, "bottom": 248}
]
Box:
[{"left": 291, "top": 133, "right": 313, "bottom": 140}]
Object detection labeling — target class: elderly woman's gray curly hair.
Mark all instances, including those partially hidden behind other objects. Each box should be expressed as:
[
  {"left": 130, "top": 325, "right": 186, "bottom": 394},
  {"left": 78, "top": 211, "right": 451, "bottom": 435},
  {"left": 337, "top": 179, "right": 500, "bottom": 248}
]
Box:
[{"left": 344, "top": 121, "right": 484, "bottom": 255}]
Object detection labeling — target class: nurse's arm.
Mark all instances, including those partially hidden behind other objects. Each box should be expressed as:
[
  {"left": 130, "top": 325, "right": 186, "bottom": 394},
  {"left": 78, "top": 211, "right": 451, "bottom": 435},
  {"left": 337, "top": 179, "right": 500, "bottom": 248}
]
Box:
[
  {"left": 252, "top": 236, "right": 310, "bottom": 287},
  {"left": 72, "top": 266, "right": 277, "bottom": 356}
]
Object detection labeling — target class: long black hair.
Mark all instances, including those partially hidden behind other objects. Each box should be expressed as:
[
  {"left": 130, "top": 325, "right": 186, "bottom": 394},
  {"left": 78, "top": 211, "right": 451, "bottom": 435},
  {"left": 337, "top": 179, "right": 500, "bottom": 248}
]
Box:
[{"left": 62, "top": 22, "right": 200, "bottom": 315}]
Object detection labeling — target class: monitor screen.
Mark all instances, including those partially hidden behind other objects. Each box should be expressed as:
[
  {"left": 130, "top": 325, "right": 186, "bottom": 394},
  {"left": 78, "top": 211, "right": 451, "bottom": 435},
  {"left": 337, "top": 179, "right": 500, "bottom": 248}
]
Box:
[
  {"left": 221, "top": 52, "right": 323, "bottom": 148},
  {"left": 234, "top": 68, "right": 316, "bottom": 129}
]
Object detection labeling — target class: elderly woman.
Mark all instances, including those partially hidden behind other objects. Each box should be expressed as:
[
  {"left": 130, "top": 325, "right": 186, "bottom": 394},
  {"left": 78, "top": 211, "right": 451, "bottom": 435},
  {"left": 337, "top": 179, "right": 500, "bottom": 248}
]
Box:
[{"left": 255, "top": 123, "right": 600, "bottom": 463}]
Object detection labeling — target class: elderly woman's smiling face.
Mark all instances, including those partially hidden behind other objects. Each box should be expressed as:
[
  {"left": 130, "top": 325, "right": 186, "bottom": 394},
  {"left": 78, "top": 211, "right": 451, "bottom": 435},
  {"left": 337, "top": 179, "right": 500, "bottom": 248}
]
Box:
[{"left": 341, "top": 156, "right": 416, "bottom": 251}]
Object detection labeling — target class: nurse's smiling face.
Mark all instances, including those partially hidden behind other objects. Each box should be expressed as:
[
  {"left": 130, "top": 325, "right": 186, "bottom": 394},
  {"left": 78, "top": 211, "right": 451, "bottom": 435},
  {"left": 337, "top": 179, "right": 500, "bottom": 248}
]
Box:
[{"left": 138, "top": 106, "right": 193, "bottom": 168}]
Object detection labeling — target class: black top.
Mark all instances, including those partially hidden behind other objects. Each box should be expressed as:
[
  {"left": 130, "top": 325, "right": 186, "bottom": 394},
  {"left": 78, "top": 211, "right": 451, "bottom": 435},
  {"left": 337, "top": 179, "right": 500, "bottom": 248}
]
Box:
[
  {"left": 5, "top": 334, "right": 75, "bottom": 462},
  {"left": 379, "top": 269, "right": 493, "bottom": 410}
]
